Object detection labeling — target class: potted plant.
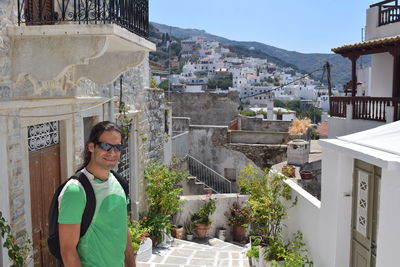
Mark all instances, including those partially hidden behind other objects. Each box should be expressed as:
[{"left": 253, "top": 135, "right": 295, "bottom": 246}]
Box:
[
  {"left": 128, "top": 219, "right": 151, "bottom": 261},
  {"left": 259, "top": 232, "right": 313, "bottom": 267},
  {"left": 171, "top": 224, "right": 184, "bottom": 239},
  {"left": 299, "top": 170, "right": 313, "bottom": 180},
  {"left": 239, "top": 165, "right": 312, "bottom": 266},
  {"left": 143, "top": 162, "right": 186, "bottom": 246},
  {"left": 246, "top": 236, "right": 261, "bottom": 267},
  {"left": 184, "top": 219, "right": 195, "bottom": 241},
  {"left": 191, "top": 197, "right": 217, "bottom": 238},
  {"left": 226, "top": 201, "right": 253, "bottom": 243},
  {"left": 281, "top": 165, "right": 295, "bottom": 178}
]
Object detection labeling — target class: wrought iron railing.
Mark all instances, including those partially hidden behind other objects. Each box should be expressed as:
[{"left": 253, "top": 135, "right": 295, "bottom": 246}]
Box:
[
  {"left": 371, "top": 0, "right": 400, "bottom": 26},
  {"left": 186, "top": 155, "right": 232, "bottom": 194},
  {"left": 17, "top": 0, "right": 149, "bottom": 37},
  {"left": 330, "top": 96, "right": 400, "bottom": 122}
]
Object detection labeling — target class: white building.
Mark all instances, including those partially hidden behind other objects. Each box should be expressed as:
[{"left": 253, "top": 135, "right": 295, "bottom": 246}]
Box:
[
  {"left": 286, "top": 121, "right": 400, "bottom": 267},
  {"left": 329, "top": 0, "right": 400, "bottom": 138}
]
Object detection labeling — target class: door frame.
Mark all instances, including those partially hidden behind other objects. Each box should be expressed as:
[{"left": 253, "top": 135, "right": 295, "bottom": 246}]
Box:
[
  {"left": 350, "top": 159, "right": 381, "bottom": 267},
  {"left": 21, "top": 115, "right": 74, "bottom": 259}
]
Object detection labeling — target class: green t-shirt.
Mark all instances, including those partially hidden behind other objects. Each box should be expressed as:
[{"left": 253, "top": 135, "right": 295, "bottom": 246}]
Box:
[{"left": 58, "top": 168, "right": 128, "bottom": 267}]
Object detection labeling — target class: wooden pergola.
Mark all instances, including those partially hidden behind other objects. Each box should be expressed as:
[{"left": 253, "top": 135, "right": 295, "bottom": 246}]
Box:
[{"left": 332, "top": 35, "right": 400, "bottom": 98}]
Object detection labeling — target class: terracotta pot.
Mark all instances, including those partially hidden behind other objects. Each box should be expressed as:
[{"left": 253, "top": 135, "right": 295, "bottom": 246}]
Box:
[
  {"left": 195, "top": 224, "right": 210, "bottom": 238},
  {"left": 171, "top": 225, "right": 184, "bottom": 239},
  {"left": 300, "top": 170, "right": 313, "bottom": 179},
  {"left": 232, "top": 225, "right": 246, "bottom": 242}
]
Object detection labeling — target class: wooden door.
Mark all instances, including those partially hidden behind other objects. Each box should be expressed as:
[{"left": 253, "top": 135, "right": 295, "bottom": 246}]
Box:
[
  {"left": 29, "top": 144, "right": 61, "bottom": 267},
  {"left": 25, "top": 0, "right": 54, "bottom": 25},
  {"left": 350, "top": 160, "right": 380, "bottom": 267}
]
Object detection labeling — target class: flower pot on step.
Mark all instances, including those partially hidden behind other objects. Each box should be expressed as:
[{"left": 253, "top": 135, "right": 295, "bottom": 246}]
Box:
[
  {"left": 195, "top": 223, "right": 210, "bottom": 238},
  {"left": 232, "top": 225, "right": 246, "bottom": 242},
  {"left": 300, "top": 170, "right": 313, "bottom": 179},
  {"left": 171, "top": 225, "right": 184, "bottom": 239}
]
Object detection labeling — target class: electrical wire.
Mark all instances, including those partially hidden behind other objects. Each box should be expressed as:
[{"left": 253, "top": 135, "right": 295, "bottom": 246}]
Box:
[{"left": 239, "top": 67, "right": 324, "bottom": 100}]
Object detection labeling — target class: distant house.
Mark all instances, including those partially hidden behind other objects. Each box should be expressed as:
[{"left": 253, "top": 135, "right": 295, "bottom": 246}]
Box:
[
  {"left": 285, "top": 2, "right": 400, "bottom": 267},
  {"left": 329, "top": 0, "right": 400, "bottom": 138}
]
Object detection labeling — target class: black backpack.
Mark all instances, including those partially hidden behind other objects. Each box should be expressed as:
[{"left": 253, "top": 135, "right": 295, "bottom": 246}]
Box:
[{"left": 47, "top": 170, "right": 129, "bottom": 261}]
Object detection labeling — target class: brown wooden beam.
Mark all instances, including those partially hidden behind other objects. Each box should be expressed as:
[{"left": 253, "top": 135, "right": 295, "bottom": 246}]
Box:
[{"left": 349, "top": 55, "right": 359, "bottom": 97}]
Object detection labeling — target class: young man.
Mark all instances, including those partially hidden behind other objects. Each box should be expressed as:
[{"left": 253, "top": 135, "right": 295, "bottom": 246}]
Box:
[{"left": 58, "top": 121, "right": 135, "bottom": 267}]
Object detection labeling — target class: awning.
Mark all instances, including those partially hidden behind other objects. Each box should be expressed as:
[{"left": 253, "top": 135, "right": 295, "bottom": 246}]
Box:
[{"left": 332, "top": 35, "right": 400, "bottom": 56}]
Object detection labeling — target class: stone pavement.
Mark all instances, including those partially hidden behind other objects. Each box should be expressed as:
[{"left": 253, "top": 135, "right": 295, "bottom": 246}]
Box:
[{"left": 137, "top": 238, "right": 250, "bottom": 267}]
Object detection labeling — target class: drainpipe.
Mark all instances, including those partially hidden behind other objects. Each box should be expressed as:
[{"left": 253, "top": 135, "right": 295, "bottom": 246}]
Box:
[{"left": 109, "top": 81, "right": 116, "bottom": 122}]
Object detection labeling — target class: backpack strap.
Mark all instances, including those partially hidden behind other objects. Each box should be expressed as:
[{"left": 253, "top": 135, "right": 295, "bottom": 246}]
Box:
[
  {"left": 75, "top": 172, "right": 96, "bottom": 238},
  {"left": 111, "top": 170, "right": 129, "bottom": 199}
]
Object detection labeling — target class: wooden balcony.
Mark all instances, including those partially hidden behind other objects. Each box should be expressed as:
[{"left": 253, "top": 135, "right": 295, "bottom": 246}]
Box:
[
  {"left": 330, "top": 96, "right": 400, "bottom": 122},
  {"left": 371, "top": 0, "right": 400, "bottom": 26}
]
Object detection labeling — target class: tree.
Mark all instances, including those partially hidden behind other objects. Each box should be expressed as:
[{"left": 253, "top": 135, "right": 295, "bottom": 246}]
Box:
[{"left": 158, "top": 79, "right": 169, "bottom": 91}]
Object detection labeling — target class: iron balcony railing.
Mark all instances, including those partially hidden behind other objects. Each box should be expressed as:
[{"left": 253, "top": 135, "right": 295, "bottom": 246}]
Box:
[
  {"left": 186, "top": 155, "right": 232, "bottom": 194},
  {"left": 371, "top": 0, "right": 400, "bottom": 26},
  {"left": 17, "top": 0, "right": 149, "bottom": 37},
  {"left": 330, "top": 96, "right": 400, "bottom": 122}
]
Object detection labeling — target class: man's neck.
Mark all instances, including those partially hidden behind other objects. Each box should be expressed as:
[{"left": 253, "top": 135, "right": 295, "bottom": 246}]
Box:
[{"left": 85, "top": 163, "right": 110, "bottom": 181}]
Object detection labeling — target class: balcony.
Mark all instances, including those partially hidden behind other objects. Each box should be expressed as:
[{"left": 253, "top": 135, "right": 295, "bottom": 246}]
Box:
[
  {"left": 330, "top": 96, "right": 400, "bottom": 122},
  {"left": 371, "top": 0, "right": 400, "bottom": 26},
  {"left": 8, "top": 0, "right": 154, "bottom": 84},
  {"left": 17, "top": 0, "right": 148, "bottom": 37}
]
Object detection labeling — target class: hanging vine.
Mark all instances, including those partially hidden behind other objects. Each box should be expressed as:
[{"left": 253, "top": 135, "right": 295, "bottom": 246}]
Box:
[{"left": 116, "top": 75, "right": 133, "bottom": 140}]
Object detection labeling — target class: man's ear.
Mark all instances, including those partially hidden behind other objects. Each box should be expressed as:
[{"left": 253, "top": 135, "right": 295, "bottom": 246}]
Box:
[{"left": 88, "top": 142, "right": 95, "bottom": 153}]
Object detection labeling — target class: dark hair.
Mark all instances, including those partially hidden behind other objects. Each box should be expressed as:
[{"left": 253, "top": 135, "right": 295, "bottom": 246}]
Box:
[{"left": 78, "top": 121, "right": 123, "bottom": 171}]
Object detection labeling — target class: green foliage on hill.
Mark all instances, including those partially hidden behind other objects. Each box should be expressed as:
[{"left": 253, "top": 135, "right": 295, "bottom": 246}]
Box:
[
  {"left": 207, "top": 74, "right": 232, "bottom": 90},
  {"left": 240, "top": 110, "right": 256, "bottom": 117},
  {"left": 274, "top": 99, "right": 322, "bottom": 123}
]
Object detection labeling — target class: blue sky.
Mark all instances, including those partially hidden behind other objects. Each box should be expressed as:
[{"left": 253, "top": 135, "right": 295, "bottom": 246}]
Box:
[{"left": 150, "top": 0, "right": 377, "bottom": 54}]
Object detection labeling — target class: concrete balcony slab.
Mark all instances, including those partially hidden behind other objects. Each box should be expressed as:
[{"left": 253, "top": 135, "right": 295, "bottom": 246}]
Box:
[{"left": 7, "top": 24, "right": 155, "bottom": 84}]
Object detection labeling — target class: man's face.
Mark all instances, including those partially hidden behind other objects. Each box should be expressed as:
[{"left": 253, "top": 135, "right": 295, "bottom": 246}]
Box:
[{"left": 88, "top": 130, "right": 122, "bottom": 171}]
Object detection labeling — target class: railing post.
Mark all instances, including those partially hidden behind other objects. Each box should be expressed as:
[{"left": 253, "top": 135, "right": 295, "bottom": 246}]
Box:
[
  {"left": 346, "top": 102, "right": 353, "bottom": 120},
  {"left": 385, "top": 105, "right": 395, "bottom": 123}
]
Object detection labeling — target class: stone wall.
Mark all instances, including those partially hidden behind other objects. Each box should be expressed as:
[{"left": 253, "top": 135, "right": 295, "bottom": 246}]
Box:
[
  {"left": 187, "top": 125, "right": 287, "bottom": 185},
  {"left": 226, "top": 143, "right": 287, "bottom": 170},
  {"left": 172, "top": 117, "right": 191, "bottom": 134},
  {"left": 239, "top": 115, "right": 291, "bottom": 132},
  {"left": 170, "top": 91, "right": 240, "bottom": 126},
  {"left": 0, "top": 7, "right": 164, "bottom": 258},
  {"left": 229, "top": 130, "right": 289, "bottom": 144}
]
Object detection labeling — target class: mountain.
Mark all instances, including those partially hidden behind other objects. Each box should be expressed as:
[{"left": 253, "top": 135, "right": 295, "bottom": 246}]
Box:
[{"left": 151, "top": 22, "right": 370, "bottom": 86}]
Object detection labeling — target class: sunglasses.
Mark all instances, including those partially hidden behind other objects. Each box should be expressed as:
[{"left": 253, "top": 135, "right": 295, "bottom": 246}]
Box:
[{"left": 95, "top": 141, "right": 123, "bottom": 152}]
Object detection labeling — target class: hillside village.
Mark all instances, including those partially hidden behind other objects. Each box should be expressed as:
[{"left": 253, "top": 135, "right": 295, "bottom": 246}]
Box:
[
  {"left": 0, "top": 0, "right": 400, "bottom": 267},
  {"left": 150, "top": 34, "right": 335, "bottom": 124}
]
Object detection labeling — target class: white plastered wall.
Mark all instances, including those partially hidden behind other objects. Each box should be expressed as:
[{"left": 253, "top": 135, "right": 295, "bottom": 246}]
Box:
[
  {"left": 316, "top": 146, "right": 353, "bottom": 267},
  {"left": 370, "top": 53, "right": 393, "bottom": 97},
  {"left": 375, "top": 165, "right": 400, "bottom": 266}
]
